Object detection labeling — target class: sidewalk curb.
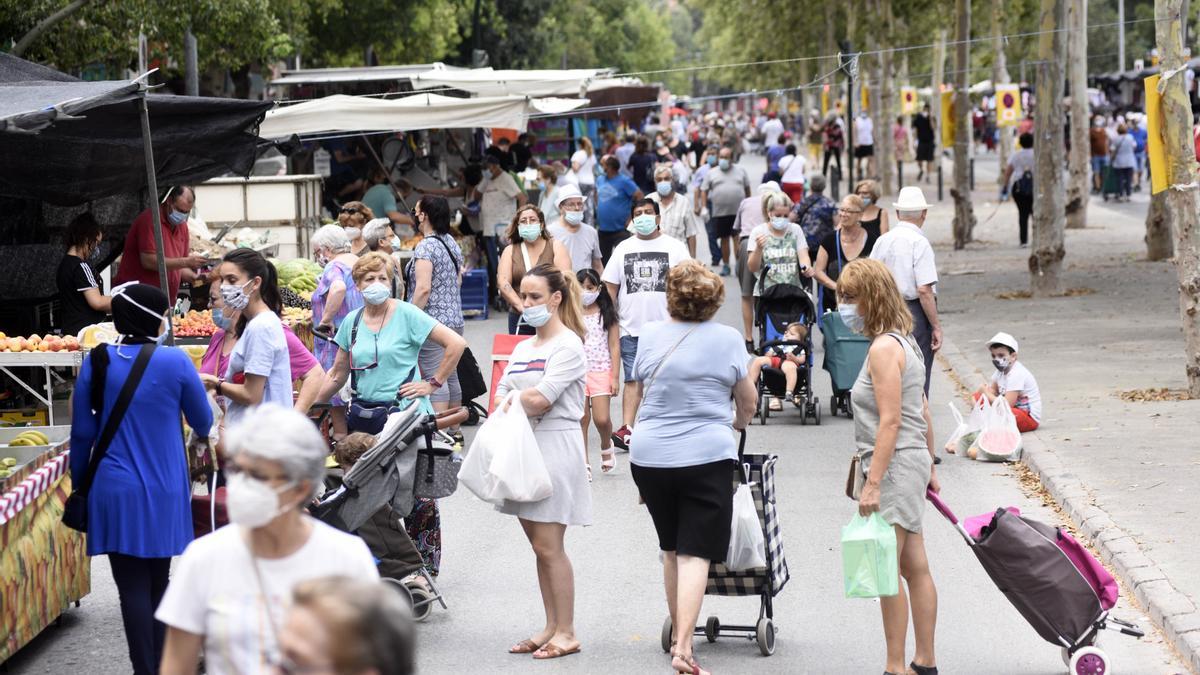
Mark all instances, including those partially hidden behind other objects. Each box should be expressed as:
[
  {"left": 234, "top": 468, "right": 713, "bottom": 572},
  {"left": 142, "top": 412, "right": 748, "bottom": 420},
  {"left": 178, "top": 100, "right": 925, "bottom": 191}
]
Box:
[{"left": 936, "top": 336, "right": 1200, "bottom": 673}]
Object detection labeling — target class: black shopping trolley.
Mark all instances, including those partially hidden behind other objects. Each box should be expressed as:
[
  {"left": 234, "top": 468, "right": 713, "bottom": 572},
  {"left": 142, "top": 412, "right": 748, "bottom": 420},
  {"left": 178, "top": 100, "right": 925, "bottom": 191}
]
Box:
[{"left": 659, "top": 433, "right": 790, "bottom": 656}]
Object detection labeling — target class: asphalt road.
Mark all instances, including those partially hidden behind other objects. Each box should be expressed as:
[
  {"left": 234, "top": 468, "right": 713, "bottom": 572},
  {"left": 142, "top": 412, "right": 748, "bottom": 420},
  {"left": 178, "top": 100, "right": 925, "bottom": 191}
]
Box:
[{"left": 4, "top": 153, "right": 1188, "bottom": 675}]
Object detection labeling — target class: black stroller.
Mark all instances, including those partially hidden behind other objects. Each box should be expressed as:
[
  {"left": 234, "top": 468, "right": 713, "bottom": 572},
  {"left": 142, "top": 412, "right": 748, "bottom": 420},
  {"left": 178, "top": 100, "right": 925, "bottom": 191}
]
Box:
[
  {"left": 753, "top": 277, "right": 820, "bottom": 425},
  {"left": 311, "top": 405, "right": 467, "bottom": 621},
  {"left": 660, "top": 433, "right": 790, "bottom": 656}
]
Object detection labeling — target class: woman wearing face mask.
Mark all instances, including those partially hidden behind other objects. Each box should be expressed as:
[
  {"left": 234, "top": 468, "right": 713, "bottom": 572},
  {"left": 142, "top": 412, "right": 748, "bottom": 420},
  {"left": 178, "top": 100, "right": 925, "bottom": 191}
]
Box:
[
  {"left": 497, "top": 204, "right": 572, "bottom": 335},
  {"left": 310, "top": 224, "right": 364, "bottom": 440},
  {"left": 57, "top": 212, "right": 112, "bottom": 336},
  {"left": 746, "top": 191, "right": 813, "bottom": 296},
  {"left": 337, "top": 201, "right": 374, "bottom": 256},
  {"left": 855, "top": 179, "right": 890, "bottom": 238},
  {"left": 494, "top": 263, "right": 592, "bottom": 660},
  {"left": 156, "top": 404, "right": 379, "bottom": 675},
  {"left": 315, "top": 252, "right": 466, "bottom": 581},
  {"left": 813, "top": 194, "right": 877, "bottom": 312},
  {"left": 70, "top": 282, "right": 212, "bottom": 675},
  {"left": 839, "top": 258, "right": 940, "bottom": 675},
  {"left": 198, "top": 249, "right": 292, "bottom": 430}
]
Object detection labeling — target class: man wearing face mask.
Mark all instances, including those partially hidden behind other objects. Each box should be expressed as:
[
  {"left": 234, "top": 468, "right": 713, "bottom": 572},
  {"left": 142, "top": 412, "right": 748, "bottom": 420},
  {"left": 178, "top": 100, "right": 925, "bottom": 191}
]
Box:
[
  {"left": 115, "top": 185, "right": 207, "bottom": 304},
  {"left": 973, "top": 332, "right": 1042, "bottom": 432},
  {"left": 646, "top": 164, "right": 700, "bottom": 257},
  {"left": 57, "top": 212, "right": 113, "bottom": 335},
  {"left": 547, "top": 184, "right": 604, "bottom": 274},
  {"left": 696, "top": 147, "right": 751, "bottom": 276},
  {"left": 602, "top": 198, "right": 691, "bottom": 451}
]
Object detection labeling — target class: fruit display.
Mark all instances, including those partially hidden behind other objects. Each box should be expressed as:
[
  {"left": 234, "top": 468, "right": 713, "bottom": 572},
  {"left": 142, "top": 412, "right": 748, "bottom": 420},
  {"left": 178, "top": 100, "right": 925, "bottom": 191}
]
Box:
[
  {"left": 174, "top": 310, "right": 218, "bottom": 337},
  {"left": 280, "top": 286, "right": 312, "bottom": 309},
  {"left": 398, "top": 234, "right": 424, "bottom": 251},
  {"left": 282, "top": 307, "right": 312, "bottom": 327},
  {"left": 5, "top": 430, "right": 49, "bottom": 447},
  {"left": 0, "top": 332, "right": 81, "bottom": 353}
]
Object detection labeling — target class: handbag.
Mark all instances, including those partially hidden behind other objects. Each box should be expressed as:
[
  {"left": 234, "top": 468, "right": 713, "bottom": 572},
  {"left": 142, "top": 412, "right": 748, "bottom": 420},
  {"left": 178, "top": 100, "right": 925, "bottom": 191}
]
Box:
[
  {"left": 413, "top": 435, "right": 461, "bottom": 499},
  {"left": 345, "top": 310, "right": 419, "bottom": 435},
  {"left": 63, "top": 344, "right": 155, "bottom": 533},
  {"left": 845, "top": 449, "right": 873, "bottom": 500}
]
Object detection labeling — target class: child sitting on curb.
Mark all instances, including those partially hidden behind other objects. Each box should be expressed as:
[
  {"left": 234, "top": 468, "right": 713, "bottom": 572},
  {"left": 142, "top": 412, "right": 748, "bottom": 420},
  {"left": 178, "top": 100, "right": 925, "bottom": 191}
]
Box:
[
  {"left": 747, "top": 322, "right": 808, "bottom": 410},
  {"left": 974, "top": 331, "right": 1042, "bottom": 432}
]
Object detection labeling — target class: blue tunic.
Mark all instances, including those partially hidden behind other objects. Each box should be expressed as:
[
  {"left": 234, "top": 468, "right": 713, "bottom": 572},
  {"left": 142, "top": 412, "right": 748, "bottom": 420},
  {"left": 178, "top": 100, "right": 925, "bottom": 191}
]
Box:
[{"left": 70, "top": 344, "right": 213, "bottom": 558}]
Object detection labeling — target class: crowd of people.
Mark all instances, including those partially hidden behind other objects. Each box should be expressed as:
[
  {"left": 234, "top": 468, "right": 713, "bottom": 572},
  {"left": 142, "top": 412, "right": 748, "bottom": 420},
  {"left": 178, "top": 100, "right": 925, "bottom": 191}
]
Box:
[{"left": 54, "top": 103, "right": 1055, "bottom": 675}]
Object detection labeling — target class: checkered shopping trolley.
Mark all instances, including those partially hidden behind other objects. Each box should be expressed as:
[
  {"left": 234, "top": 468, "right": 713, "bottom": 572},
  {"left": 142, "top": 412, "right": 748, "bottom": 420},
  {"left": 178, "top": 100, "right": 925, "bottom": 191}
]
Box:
[{"left": 659, "top": 434, "right": 789, "bottom": 657}]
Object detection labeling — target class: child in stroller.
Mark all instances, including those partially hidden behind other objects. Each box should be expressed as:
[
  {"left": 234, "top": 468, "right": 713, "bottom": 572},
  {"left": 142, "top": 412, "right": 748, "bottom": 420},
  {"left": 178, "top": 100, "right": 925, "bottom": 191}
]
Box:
[{"left": 748, "top": 322, "right": 808, "bottom": 410}]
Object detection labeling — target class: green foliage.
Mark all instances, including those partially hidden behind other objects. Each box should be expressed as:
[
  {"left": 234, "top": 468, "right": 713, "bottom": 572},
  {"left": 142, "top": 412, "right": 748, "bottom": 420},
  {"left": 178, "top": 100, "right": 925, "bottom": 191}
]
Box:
[{"left": 303, "top": 0, "right": 472, "bottom": 67}]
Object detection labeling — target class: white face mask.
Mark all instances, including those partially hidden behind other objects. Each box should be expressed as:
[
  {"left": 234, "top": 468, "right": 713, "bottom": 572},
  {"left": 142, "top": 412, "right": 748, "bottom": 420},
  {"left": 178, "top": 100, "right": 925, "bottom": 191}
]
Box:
[
  {"left": 581, "top": 290, "right": 600, "bottom": 306},
  {"left": 838, "top": 302, "right": 865, "bottom": 334},
  {"left": 225, "top": 472, "right": 294, "bottom": 529}
]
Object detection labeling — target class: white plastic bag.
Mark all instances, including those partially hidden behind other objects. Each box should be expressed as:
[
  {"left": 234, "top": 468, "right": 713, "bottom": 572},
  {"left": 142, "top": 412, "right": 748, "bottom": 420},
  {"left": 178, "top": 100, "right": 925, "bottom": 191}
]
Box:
[
  {"left": 960, "top": 395, "right": 987, "bottom": 457},
  {"left": 459, "top": 391, "right": 553, "bottom": 504},
  {"left": 725, "top": 482, "right": 767, "bottom": 571},
  {"left": 943, "top": 402, "right": 968, "bottom": 454},
  {"left": 974, "top": 397, "right": 1023, "bottom": 462}
]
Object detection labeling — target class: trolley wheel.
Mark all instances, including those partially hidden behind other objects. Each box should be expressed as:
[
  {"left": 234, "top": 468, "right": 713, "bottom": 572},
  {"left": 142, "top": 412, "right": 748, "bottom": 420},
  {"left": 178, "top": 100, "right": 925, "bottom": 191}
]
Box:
[
  {"left": 661, "top": 616, "right": 674, "bottom": 653},
  {"left": 844, "top": 392, "right": 854, "bottom": 419},
  {"left": 465, "top": 406, "right": 480, "bottom": 426},
  {"left": 755, "top": 617, "right": 776, "bottom": 656},
  {"left": 758, "top": 396, "right": 768, "bottom": 425},
  {"left": 704, "top": 616, "right": 720, "bottom": 643},
  {"left": 1062, "top": 633, "right": 1100, "bottom": 666},
  {"left": 830, "top": 395, "right": 839, "bottom": 417},
  {"left": 799, "top": 404, "right": 808, "bottom": 425},
  {"left": 407, "top": 586, "right": 435, "bottom": 622},
  {"left": 813, "top": 398, "right": 822, "bottom": 425},
  {"left": 1069, "top": 646, "right": 1109, "bottom": 674}
]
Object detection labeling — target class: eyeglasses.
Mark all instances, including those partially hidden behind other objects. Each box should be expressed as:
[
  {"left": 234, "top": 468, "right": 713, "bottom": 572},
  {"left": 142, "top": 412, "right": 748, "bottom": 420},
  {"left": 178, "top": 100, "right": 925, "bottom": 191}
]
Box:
[
  {"left": 225, "top": 463, "right": 290, "bottom": 484},
  {"left": 339, "top": 207, "right": 360, "bottom": 215},
  {"left": 349, "top": 331, "right": 379, "bottom": 373},
  {"left": 837, "top": 209, "right": 862, "bottom": 215}
]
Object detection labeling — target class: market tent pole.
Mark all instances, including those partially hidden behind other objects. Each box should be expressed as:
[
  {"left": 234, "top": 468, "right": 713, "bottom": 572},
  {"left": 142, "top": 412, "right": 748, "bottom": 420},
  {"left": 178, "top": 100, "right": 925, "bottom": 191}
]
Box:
[{"left": 137, "top": 89, "right": 174, "bottom": 344}]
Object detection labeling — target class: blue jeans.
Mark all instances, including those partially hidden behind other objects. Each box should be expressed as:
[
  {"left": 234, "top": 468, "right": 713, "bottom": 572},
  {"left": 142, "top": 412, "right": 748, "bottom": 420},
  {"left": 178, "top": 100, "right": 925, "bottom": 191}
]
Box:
[
  {"left": 483, "top": 234, "right": 500, "bottom": 301},
  {"left": 619, "top": 335, "right": 638, "bottom": 382},
  {"left": 1090, "top": 156, "right": 1109, "bottom": 175}
]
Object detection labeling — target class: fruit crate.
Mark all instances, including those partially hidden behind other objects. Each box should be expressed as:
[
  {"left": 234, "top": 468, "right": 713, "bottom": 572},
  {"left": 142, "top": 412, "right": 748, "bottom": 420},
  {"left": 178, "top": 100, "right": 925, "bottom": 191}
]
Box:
[{"left": 460, "top": 269, "right": 489, "bottom": 320}]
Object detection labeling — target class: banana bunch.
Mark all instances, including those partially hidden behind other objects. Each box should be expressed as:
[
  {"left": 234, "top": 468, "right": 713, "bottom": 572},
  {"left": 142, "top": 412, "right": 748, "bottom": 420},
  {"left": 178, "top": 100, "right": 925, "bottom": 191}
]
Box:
[
  {"left": 7, "top": 430, "right": 49, "bottom": 446},
  {"left": 0, "top": 456, "right": 15, "bottom": 478},
  {"left": 288, "top": 274, "right": 318, "bottom": 294}
]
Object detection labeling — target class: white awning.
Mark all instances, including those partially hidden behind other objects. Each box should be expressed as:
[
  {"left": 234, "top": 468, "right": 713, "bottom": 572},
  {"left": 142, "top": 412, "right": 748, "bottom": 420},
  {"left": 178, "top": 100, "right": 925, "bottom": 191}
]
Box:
[
  {"left": 258, "top": 93, "right": 589, "bottom": 138},
  {"left": 272, "top": 63, "right": 463, "bottom": 87},
  {"left": 410, "top": 67, "right": 640, "bottom": 97}
]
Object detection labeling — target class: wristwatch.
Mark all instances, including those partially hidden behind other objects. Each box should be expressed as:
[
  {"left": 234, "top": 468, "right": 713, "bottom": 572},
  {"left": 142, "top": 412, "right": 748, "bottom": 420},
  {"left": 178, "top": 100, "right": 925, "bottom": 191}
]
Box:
[
  {"left": 426, "top": 376, "right": 443, "bottom": 390},
  {"left": 216, "top": 378, "right": 224, "bottom": 396}
]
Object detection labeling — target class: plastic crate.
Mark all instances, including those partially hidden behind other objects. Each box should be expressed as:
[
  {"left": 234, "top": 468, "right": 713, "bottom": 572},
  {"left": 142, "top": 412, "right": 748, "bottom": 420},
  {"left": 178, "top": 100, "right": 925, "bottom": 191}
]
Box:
[{"left": 461, "top": 268, "right": 489, "bottom": 320}]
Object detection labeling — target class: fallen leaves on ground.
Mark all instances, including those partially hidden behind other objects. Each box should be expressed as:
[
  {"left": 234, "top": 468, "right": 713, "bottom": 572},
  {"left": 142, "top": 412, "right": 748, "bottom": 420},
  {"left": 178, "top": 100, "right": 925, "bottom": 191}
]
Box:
[
  {"left": 1117, "top": 388, "right": 1194, "bottom": 402},
  {"left": 995, "top": 287, "right": 1095, "bottom": 300},
  {"left": 1058, "top": 287, "right": 1096, "bottom": 297},
  {"left": 995, "top": 290, "right": 1032, "bottom": 300}
]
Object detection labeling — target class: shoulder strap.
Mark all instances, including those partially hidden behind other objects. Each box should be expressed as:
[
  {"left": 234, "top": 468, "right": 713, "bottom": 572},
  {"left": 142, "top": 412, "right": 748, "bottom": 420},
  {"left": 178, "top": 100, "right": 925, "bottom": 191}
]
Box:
[
  {"left": 430, "top": 233, "right": 462, "bottom": 274},
  {"left": 77, "top": 344, "right": 154, "bottom": 497},
  {"left": 836, "top": 229, "right": 844, "bottom": 273},
  {"left": 520, "top": 242, "right": 533, "bottom": 271},
  {"left": 349, "top": 309, "right": 365, "bottom": 395},
  {"left": 640, "top": 325, "right": 698, "bottom": 406}
]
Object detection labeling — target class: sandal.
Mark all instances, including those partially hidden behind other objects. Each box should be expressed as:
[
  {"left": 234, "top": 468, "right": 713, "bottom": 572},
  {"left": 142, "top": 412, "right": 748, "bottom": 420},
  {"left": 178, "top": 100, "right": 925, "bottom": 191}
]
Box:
[
  {"left": 532, "top": 642, "right": 581, "bottom": 660},
  {"left": 792, "top": 393, "right": 804, "bottom": 408},
  {"left": 508, "top": 639, "right": 546, "bottom": 654},
  {"left": 908, "top": 662, "right": 938, "bottom": 675},
  {"left": 601, "top": 448, "right": 617, "bottom": 474},
  {"left": 672, "top": 654, "right": 710, "bottom": 674},
  {"left": 768, "top": 397, "right": 783, "bottom": 411}
]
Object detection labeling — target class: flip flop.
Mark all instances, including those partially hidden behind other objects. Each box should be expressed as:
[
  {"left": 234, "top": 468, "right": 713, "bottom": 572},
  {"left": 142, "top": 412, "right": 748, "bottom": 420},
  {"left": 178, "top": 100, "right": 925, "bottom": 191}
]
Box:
[
  {"left": 532, "top": 643, "right": 581, "bottom": 660},
  {"left": 508, "top": 639, "right": 545, "bottom": 654},
  {"left": 601, "top": 448, "right": 617, "bottom": 474}
]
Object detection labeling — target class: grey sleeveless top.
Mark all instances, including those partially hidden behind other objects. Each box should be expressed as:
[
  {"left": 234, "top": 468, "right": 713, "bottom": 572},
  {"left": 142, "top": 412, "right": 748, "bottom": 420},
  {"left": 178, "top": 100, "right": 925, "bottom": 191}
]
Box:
[{"left": 851, "top": 332, "right": 929, "bottom": 453}]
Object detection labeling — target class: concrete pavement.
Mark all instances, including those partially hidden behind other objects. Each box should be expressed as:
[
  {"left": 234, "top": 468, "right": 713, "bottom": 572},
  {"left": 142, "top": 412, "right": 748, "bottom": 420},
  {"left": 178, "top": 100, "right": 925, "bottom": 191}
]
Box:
[{"left": 3, "top": 152, "right": 1191, "bottom": 674}]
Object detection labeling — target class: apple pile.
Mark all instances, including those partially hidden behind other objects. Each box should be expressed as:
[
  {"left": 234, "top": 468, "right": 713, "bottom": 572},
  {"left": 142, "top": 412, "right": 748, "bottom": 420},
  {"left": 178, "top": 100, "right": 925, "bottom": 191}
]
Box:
[
  {"left": 0, "top": 332, "right": 81, "bottom": 353},
  {"left": 173, "top": 310, "right": 217, "bottom": 337}
]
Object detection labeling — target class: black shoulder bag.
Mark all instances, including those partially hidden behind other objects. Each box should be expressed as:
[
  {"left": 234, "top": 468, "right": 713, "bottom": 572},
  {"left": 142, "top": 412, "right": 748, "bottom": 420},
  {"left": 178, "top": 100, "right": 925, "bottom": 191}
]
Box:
[
  {"left": 345, "top": 310, "right": 419, "bottom": 435},
  {"left": 63, "top": 344, "right": 155, "bottom": 533}
]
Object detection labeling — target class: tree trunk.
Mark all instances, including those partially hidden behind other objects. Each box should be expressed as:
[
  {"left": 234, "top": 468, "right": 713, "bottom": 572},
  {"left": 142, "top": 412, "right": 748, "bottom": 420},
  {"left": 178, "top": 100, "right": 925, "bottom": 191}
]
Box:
[
  {"left": 1031, "top": 0, "right": 1068, "bottom": 296},
  {"left": 952, "top": 0, "right": 976, "bottom": 248},
  {"left": 993, "top": 0, "right": 1013, "bottom": 186},
  {"left": 1145, "top": 192, "right": 1174, "bottom": 259},
  {"left": 11, "top": 0, "right": 93, "bottom": 57},
  {"left": 931, "top": 30, "right": 947, "bottom": 146},
  {"left": 877, "top": 0, "right": 896, "bottom": 193},
  {"left": 1066, "top": 0, "right": 1090, "bottom": 229},
  {"left": 1155, "top": 0, "right": 1200, "bottom": 395},
  {"left": 184, "top": 28, "right": 199, "bottom": 97}
]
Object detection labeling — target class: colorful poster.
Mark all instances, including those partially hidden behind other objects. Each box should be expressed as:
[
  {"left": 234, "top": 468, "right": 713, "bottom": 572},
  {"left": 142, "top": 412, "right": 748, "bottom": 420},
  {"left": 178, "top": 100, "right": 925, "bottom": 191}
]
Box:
[
  {"left": 861, "top": 84, "right": 869, "bottom": 111},
  {"left": 995, "top": 84, "right": 1022, "bottom": 128},
  {"left": 821, "top": 84, "right": 830, "bottom": 117},
  {"left": 1144, "top": 75, "right": 1169, "bottom": 195},
  {"left": 940, "top": 90, "right": 956, "bottom": 147},
  {"left": 900, "top": 86, "right": 918, "bottom": 115}
]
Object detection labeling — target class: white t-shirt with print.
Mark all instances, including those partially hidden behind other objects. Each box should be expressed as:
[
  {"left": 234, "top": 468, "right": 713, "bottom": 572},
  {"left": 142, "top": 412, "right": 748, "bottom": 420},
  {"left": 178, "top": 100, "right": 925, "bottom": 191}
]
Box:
[
  {"left": 601, "top": 234, "right": 691, "bottom": 337},
  {"left": 991, "top": 361, "right": 1043, "bottom": 422},
  {"left": 155, "top": 520, "right": 379, "bottom": 675}
]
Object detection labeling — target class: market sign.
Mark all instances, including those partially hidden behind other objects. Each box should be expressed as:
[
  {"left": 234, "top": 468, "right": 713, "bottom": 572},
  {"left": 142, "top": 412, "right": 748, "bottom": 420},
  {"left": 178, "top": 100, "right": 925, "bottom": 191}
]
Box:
[
  {"left": 900, "top": 86, "right": 918, "bottom": 115},
  {"left": 995, "top": 84, "right": 1022, "bottom": 128}
]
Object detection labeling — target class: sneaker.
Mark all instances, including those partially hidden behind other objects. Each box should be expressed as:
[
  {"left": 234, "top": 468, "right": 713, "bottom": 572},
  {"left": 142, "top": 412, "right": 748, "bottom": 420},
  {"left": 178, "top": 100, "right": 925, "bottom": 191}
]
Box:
[
  {"left": 720, "top": 264, "right": 731, "bottom": 277},
  {"left": 611, "top": 425, "right": 632, "bottom": 452}
]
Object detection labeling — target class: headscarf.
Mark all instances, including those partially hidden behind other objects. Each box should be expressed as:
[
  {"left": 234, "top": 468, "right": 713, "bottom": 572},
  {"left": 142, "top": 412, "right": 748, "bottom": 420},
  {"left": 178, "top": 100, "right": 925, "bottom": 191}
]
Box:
[{"left": 111, "top": 282, "right": 170, "bottom": 344}]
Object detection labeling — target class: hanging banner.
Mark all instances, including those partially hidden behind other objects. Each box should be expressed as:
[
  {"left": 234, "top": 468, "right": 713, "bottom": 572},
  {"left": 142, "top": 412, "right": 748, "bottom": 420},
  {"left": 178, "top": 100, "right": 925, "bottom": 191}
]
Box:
[
  {"left": 940, "top": 90, "right": 955, "bottom": 147},
  {"left": 900, "top": 86, "right": 918, "bottom": 115},
  {"left": 995, "top": 84, "right": 1022, "bottom": 128},
  {"left": 861, "top": 84, "right": 870, "bottom": 111},
  {"left": 1144, "top": 75, "right": 1169, "bottom": 195},
  {"left": 821, "top": 84, "right": 830, "bottom": 117}
]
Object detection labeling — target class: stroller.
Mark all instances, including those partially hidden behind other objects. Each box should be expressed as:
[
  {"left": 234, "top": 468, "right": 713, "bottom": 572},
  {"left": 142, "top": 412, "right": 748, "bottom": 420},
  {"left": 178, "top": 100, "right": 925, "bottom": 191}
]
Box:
[
  {"left": 753, "top": 277, "right": 820, "bottom": 425},
  {"left": 661, "top": 433, "right": 789, "bottom": 656},
  {"left": 311, "top": 404, "right": 467, "bottom": 621},
  {"left": 927, "top": 490, "right": 1144, "bottom": 672},
  {"left": 821, "top": 310, "right": 870, "bottom": 418}
]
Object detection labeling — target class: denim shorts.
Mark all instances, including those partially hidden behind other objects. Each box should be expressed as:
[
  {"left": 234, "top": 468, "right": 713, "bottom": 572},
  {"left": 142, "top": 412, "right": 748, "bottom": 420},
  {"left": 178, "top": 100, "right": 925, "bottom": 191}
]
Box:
[
  {"left": 619, "top": 335, "right": 638, "bottom": 382},
  {"left": 1090, "top": 156, "right": 1109, "bottom": 174}
]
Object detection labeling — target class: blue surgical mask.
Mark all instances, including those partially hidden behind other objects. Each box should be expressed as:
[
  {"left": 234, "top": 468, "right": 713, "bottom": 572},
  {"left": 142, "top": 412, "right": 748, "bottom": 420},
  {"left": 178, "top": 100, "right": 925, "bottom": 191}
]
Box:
[
  {"left": 839, "top": 303, "right": 865, "bottom": 334},
  {"left": 707, "top": 156, "right": 718, "bottom": 167},
  {"left": 656, "top": 181, "right": 673, "bottom": 196},
  {"left": 563, "top": 211, "right": 584, "bottom": 226},
  {"left": 167, "top": 209, "right": 188, "bottom": 226},
  {"left": 770, "top": 216, "right": 790, "bottom": 231},
  {"left": 518, "top": 223, "right": 542, "bottom": 242},
  {"left": 718, "top": 159, "right": 731, "bottom": 170},
  {"left": 521, "top": 303, "right": 552, "bottom": 327},
  {"left": 632, "top": 214, "right": 657, "bottom": 236},
  {"left": 362, "top": 282, "right": 390, "bottom": 305},
  {"left": 861, "top": 197, "right": 873, "bottom": 206},
  {"left": 212, "top": 310, "right": 232, "bottom": 331}
]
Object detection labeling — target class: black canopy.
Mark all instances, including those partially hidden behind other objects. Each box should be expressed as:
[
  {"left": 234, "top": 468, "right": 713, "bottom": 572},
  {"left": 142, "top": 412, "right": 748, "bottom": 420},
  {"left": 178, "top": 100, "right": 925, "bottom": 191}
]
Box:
[{"left": 0, "top": 53, "right": 271, "bottom": 205}]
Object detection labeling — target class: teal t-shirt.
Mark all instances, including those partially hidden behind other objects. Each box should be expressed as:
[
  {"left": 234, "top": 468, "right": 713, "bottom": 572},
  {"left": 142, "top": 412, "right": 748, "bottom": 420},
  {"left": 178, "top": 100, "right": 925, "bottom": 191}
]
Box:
[
  {"left": 335, "top": 301, "right": 437, "bottom": 413},
  {"left": 362, "top": 183, "right": 398, "bottom": 220}
]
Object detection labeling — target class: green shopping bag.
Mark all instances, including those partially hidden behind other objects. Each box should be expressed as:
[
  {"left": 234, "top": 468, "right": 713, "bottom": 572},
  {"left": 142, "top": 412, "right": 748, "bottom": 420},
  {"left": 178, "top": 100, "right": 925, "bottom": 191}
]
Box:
[{"left": 841, "top": 512, "right": 899, "bottom": 598}]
